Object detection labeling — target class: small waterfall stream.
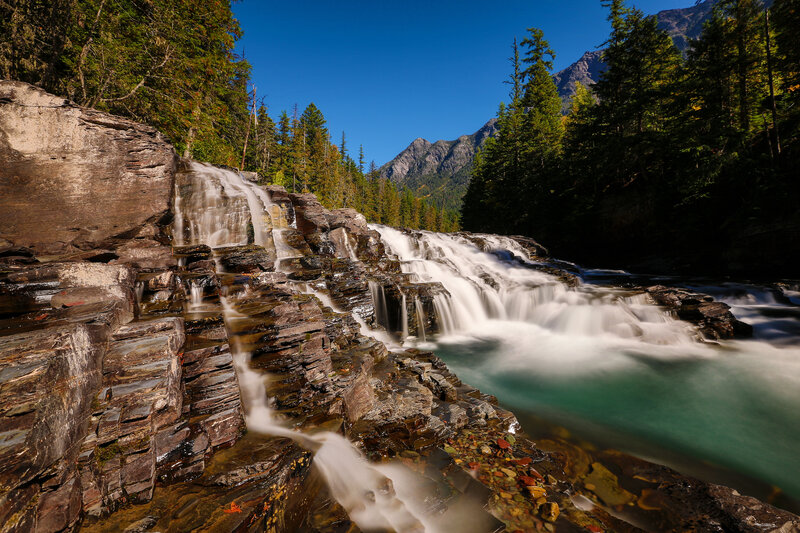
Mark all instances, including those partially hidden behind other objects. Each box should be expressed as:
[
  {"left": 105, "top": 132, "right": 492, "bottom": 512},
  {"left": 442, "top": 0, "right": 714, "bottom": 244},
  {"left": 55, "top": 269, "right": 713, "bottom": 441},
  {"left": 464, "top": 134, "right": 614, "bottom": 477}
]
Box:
[{"left": 176, "top": 162, "right": 448, "bottom": 532}]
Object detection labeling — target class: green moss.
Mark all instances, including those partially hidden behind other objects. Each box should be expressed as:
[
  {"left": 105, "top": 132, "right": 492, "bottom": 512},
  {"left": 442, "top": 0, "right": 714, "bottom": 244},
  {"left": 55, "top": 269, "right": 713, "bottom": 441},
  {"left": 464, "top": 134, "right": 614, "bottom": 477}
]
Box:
[
  {"left": 123, "top": 435, "right": 151, "bottom": 452},
  {"left": 90, "top": 394, "right": 103, "bottom": 413},
  {"left": 96, "top": 441, "right": 122, "bottom": 467}
]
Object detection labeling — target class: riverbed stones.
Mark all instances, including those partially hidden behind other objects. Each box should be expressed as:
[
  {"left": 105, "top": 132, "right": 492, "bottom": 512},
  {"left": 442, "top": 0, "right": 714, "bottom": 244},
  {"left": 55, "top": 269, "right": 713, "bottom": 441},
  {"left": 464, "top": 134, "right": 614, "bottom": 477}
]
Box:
[{"left": 646, "top": 285, "right": 754, "bottom": 339}]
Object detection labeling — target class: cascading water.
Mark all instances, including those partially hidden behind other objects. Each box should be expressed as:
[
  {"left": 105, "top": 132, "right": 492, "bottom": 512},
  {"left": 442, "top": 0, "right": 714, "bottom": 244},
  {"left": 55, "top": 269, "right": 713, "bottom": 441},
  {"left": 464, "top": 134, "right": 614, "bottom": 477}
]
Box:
[
  {"left": 374, "top": 224, "right": 702, "bottom": 353},
  {"left": 414, "top": 297, "right": 426, "bottom": 342},
  {"left": 188, "top": 281, "right": 204, "bottom": 310},
  {"left": 399, "top": 292, "right": 409, "bottom": 340},
  {"left": 174, "top": 162, "right": 254, "bottom": 247},
  {"left": 176, "top": 163, "right": 463, "bottom": 532},
  {"left": 371, "top": 224, "right": 800, "bottom": 503},
  {"left": 369, "top": 281, "right": 389, "bottom": 330}
]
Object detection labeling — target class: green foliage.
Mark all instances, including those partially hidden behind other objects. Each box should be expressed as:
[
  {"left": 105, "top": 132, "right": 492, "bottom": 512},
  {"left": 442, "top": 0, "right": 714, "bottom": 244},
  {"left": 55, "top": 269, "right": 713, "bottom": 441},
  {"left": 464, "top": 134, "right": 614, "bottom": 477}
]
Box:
[
  {"left": 462, "top": 28, "right": 564, "bottom": 235},
  {"left": 246, "top": 102, "right": 458, "bottom": 232},
  {"left": 462, "top": 0, "right": 800, "bottom": 274},
  {"left": 0, "top": 0, "right": 251, "bottom": 167}
]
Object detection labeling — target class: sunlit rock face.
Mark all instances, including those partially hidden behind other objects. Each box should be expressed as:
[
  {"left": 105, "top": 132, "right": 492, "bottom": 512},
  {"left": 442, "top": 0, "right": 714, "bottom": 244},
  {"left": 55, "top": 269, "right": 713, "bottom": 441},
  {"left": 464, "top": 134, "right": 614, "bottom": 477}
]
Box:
[{"left": 0, "top": 81, "right": 177, "bottom": 255}]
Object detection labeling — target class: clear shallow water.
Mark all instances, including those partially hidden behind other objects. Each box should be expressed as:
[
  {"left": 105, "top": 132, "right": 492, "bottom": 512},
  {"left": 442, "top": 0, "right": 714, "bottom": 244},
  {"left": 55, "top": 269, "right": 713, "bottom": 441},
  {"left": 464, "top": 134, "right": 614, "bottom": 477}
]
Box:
[{"left": 372, "top": 225, "right": 800, "bottom": 506}]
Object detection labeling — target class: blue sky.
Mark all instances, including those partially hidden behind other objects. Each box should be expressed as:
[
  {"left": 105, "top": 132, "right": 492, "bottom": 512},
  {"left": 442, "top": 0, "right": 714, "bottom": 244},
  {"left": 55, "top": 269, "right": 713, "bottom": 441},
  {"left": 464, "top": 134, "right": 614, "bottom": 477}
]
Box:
[{"left": 232, "top": 1, "right": 692, "bottom": 166}]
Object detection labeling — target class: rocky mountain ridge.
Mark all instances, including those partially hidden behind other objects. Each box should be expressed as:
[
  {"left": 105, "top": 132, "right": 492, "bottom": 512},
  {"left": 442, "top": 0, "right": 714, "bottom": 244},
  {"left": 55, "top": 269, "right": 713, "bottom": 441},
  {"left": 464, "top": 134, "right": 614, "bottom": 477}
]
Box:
[{"left": 378, "top": 118, "right": 498, "bottom": 210}]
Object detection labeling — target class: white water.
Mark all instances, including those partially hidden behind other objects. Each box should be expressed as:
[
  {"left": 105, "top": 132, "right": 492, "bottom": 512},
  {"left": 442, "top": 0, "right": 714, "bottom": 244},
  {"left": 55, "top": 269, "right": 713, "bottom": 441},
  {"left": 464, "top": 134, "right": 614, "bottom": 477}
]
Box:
[
  {"left": 370, "top": 225, "right": 800, "bottom": 502},
  {"left": 369, "top": 281, "right": 389, "bottom": 330},
  {"left": 373, "top": 225, "right": 711, "bottom": 373},
  {"left": 414, "top": 297, "right": 427, "bottom": 342},
  {"left": 189, "top": 281, "right": 204, "bottom": 310},
  {"left": 177, "top": 163, "right": 458, "bottom": 532}
]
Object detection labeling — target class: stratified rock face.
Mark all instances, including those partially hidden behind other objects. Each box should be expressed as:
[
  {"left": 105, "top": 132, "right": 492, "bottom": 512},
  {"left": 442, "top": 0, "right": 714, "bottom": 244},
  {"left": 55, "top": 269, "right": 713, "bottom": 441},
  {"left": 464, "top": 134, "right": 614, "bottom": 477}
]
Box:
[{"left": 0, "top": 81, "right": 177, "bottom": 255}]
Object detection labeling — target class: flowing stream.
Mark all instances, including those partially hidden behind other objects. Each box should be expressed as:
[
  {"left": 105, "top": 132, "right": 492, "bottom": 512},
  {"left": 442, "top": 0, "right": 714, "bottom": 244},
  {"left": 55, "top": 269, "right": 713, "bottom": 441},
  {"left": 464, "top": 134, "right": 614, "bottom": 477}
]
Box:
[
  {"left": 176, "top": 162, "right": 478, "bottom": 532},
  {"left": 372, "top": 225, "right": 800, "bottom": 506}
]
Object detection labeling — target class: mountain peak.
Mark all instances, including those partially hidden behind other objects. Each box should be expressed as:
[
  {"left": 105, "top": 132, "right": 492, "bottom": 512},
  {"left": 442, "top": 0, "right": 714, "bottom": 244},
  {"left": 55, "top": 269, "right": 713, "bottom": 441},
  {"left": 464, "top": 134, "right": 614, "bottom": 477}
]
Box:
[{"left": 379, "top": 119, "right": 499, "bottom": 209}]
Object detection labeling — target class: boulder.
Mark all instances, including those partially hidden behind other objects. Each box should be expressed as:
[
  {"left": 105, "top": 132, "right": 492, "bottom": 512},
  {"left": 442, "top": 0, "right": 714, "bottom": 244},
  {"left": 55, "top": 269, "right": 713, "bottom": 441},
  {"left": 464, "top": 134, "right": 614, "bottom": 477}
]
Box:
[
  {"left": 0, "top": 81, "right": 176, "bottom": 255},
  {"left": 646, "top": 285, "right": 753, "bottom": 339}
]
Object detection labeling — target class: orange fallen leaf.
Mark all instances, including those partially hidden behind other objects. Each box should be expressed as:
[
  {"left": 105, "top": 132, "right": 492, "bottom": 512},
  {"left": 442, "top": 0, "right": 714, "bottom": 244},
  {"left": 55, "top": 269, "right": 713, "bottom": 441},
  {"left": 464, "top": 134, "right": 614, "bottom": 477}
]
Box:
[
  {"left": 519, "top": 475, "right": 537, "bottom": 486},
  {"left": 497, "top": 438, "right": 510, "bottom": 450},
  {"left": 223, "top": 501, "right": 242, "bottom": 513},
  {"left": 468, "top": 462, "right": 480, "bottom": 470},
  {"left": 529, "top": 468, "right": 544, "bottom": 480},
  {"left": 34, "top": 313, "right": 48, "bottom": 321},
  {"left": 514, "top": 457, "right": 532, "bottom": 466},
  {"left": 587, "top": 526, "right": 602, "bottom": 532}
]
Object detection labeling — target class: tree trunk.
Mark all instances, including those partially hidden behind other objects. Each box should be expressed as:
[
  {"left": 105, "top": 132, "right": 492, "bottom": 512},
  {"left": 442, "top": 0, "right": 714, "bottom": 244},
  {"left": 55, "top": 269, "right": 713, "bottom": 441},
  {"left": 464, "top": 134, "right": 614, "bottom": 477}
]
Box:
[{"left": 764, "top": 7, "right": 781, "bottom": 155}]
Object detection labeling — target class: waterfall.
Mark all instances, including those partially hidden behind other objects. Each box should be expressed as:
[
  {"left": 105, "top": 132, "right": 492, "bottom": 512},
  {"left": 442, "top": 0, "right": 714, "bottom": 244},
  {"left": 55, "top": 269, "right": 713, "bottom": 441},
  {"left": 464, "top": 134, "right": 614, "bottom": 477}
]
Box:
[
  {"left": 369, "top": 281, "right": 390, "bottom": 330},
  {"left": 134, "top": 281, "right": 144, "bottom": 307},
  {"left": 176, "top": 163, "right": 445, "bottom": 531},
  {"left": 188, "top": 281, "right": 204, "bottom": 310},
  {"left": 399, "top": 292, "right": 409, "bottom": 340},
  {"left": 173, "top": 180, "right": 184, "bottom": 246},
  {"left": 372, "top": 224, "right": 703, "bottom": 351},
  {"left": 414, "top": 297, "right": 426, "bottom": 342}
]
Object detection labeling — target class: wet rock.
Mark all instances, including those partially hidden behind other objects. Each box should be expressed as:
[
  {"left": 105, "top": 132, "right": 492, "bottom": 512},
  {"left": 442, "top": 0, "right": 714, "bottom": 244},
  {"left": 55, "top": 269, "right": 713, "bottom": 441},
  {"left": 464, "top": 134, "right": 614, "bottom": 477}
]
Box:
[
  {"left": 112, "top": 240, "right": 176, "bottom": 271},
  {"left": 646, "top": 285, "right": 753, "bottom": 339},
  {"left": 215, "top": 245, "right": 275, "bottom": 273},
  {"left": 264, "top": 185, "right": 295, "bottom": 227},
  {"left": 0, "top": 81, "right": 176, "bottom": 255},
  {"left": 172, "top": 245, "right": 212, "bottom": 267},
  {"left": 1, "top": 263, "right": 136, "bottom": 325},
  {"left": 121, "top": 516, "right": 158, "bottom": 533},
  {"left": 77, "top": 318, "right": 185, "bottom": 513},
  {"left": 79, "top": 435, "right": 316, "bottom": 533},
  {"left": 290, "top": 193, "right": 330, "bottom": 236},
  {"left": 0, "top": 322, "right": 108, "bottom": 532}
]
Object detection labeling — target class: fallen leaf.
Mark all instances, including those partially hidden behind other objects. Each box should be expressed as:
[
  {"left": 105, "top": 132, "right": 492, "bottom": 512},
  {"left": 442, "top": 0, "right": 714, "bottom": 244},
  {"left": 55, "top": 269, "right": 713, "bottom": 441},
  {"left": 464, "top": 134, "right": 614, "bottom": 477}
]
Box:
[
  {"left": 587, "top": 526, "right": 602, "bottom": 532},
  {"left": 514, "top": 457, "right": 532, "bottom": 466},
  {"left": 519, "top": 475, "right": 538, "bottom": 486},
  {"left": 497, "top": 438, "right": 511, "bottom": 450},
  {"left": 468, "top": 462, "right": 480, "bottom": 470},
  {"left": 224, "top": 501, "right": 242, "bottom": 514}
]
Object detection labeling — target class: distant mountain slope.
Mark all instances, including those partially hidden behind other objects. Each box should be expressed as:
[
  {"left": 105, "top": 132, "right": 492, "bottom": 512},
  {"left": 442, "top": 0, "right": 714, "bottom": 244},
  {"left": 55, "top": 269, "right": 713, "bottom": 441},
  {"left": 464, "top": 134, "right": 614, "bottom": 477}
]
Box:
[
  {"left": 553, "top": 0, "right": 720, "bottom": 104},
  {"left": 552, "top": 50, "right": 606, "bottom": 106},
  {"left": 379, "top": 119, "right": 498, "bottom": 211}
]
